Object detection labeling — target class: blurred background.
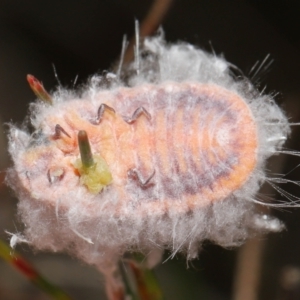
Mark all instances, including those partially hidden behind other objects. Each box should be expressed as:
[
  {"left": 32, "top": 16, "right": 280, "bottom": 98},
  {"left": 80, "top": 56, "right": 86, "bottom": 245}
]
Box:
[{"left": 1, "top": 0, "right": 300, "bottom": 299}]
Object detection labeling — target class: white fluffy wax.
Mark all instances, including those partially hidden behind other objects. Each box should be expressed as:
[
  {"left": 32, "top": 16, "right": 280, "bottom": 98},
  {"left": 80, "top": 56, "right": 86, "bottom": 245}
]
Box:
[{"left": 7, "top": 32, "right": 290, "bottom": 269}]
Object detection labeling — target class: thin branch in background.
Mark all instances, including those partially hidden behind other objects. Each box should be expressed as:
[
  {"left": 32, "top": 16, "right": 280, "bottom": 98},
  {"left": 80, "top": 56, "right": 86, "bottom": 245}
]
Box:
[
  {"left": 233, "top": 237, "right": 266, "bottom": 300},
  {"left": 122, "top": 0, "right": 174, "bottom": 65},
  {"left": 233, "top": 182, "right": 282, "bottom": 300}
]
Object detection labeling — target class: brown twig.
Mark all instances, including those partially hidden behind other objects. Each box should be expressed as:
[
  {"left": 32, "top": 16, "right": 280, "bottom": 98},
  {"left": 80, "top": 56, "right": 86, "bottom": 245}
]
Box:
[{"left": 122, "top": 0, "right": 174, "bottom": 65}]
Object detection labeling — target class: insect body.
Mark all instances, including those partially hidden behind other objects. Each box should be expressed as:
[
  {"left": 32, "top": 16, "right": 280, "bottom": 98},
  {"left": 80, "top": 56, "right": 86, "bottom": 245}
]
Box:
[
  {"left": 8, "top": 35, "right": 290, "bottom": 268},
  {"left": 18, "top": 82, "right": 257, "bottom": 215}
]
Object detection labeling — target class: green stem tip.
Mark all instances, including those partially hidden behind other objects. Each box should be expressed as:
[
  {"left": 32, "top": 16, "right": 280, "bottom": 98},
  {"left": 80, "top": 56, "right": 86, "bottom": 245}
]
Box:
[
  {"left": 27, "top": 74, "right": 53, "bottom": 104},
  {"left": 78, "top": 130, "right": 94, "bottom": 168}
]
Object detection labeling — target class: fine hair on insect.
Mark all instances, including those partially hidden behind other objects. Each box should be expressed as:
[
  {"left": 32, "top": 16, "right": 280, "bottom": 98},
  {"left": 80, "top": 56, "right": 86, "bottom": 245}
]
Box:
[{"left": 6, "top": 22, "right": 300, "bottom": 299}]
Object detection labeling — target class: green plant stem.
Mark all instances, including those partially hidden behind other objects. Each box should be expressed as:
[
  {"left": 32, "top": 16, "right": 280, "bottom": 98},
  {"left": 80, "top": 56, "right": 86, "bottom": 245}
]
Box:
[{"left": 0, "top": 239, "right": 72, "bottom": 300}]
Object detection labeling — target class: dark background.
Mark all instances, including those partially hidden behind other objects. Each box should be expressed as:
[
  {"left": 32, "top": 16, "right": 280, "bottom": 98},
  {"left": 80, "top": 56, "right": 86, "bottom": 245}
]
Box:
[{"left": 1, "top": 1, "right": 300, "bottom": 299}]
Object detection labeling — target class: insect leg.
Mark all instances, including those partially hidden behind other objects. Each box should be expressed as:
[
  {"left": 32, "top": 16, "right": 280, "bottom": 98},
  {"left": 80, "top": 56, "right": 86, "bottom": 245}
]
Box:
[
  {"left": 54, "top": 124, "right": 71, "bottom": 138},
  {"left": 94, "top": 104, "right": 115, "bottom": 124},
  {"left": 123, "top": 107, "right": 151, "bottom": 124},
  {"left": 128, "top": 168, "right": 155, "bottom": 187}
]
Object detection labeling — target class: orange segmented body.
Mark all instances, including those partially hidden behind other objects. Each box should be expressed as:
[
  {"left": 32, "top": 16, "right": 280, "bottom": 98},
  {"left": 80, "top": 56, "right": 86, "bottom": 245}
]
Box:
[{"left": 20, "top": 82, "right": 258, "bottom": 215}]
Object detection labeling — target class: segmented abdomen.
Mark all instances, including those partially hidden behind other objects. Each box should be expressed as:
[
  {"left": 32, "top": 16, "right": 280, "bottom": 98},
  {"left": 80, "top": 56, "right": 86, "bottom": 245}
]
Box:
[{"left": 110, "top": 82, "right": 258, "bottom": 209}]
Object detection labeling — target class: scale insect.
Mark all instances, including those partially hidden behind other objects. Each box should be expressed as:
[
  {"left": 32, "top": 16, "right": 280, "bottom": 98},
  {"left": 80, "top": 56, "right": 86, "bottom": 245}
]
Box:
[
  {"left": 16, "top": 81, "right": 259, "bottom": 212},
  {"left": 6, "top": 30, "right": 298, "bottom": 273}
]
